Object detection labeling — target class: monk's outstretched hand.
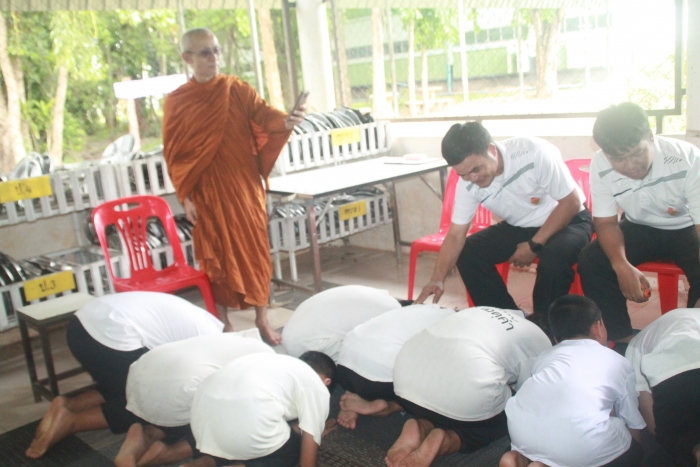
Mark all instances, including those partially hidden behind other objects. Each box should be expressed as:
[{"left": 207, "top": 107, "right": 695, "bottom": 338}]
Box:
[{"left": 285, "top": 107, "right": 305, "bottom": 130}]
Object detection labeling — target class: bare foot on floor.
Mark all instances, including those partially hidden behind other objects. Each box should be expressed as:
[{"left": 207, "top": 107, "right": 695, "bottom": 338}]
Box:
[
  {"left": 338, "top": 409, "right": 359, "bottom": 429},
  {"left": 115, "top": 423, "right": 147, "bottom": 467},
  {"left": 25, "top": 404, "right": 74, "bottom": 458},
  {"left": 399, "top": 428, "right": 445, "bottom": 467},
  {"left": 500, "top": 451, "right": 532, "bottom": 467},
  {"left": 340, "top": 391, "right": 388, "bottom": 416},
  {"left": 26, "top": 396, "right": 67, "bottom": 458},
  {"left": 257, "top": 322, "right": 282, "bottom": 346},
  {"left": 386, "top": 419, "right": 422, "bottom": 467}
]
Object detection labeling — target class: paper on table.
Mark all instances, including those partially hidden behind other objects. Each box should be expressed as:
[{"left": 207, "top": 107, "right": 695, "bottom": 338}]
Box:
[{"left": 384, "top": 154, "right": 436, "bottom": 165}]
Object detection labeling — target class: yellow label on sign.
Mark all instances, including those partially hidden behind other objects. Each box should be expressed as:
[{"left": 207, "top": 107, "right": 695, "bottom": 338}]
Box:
[
  {"left": 0, "top": 176, "right": 53, "bottom": 203},
  {"left": 23, "top": 271, "right": 76, "bottom": 302},
  {"left": 338, "top": 200, "right": 367, "bottom": 221},
  {"left": 331, "top": 127, "right": 361, "bottom": 146}
]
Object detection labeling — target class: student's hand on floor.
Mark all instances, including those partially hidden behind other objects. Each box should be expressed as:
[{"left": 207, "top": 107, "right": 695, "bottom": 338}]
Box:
[
  {"left": 614, "top": 264, "right": 650, "bottom": 302},
  {"left": 416, "top": 281, "right": 444, "bottom": 304},
  {"left": 509, "top": 242, "right": 537, "bottom": 268},
  {"left": 183, "top": 197, "right": 197, "bottom": 225}
]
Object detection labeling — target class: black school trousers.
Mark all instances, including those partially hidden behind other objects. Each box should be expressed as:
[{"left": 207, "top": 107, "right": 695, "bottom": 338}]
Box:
[
  {"left": 456, "top": 209, "right": 593, "bottom": 315},
  {"left": 578, "top": 220, "right": 700, "bottom": 340}
]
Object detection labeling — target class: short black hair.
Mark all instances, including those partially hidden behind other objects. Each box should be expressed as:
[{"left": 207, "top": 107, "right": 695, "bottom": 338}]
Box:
[
  {"left": 592, "top": 103, "right": 651, "bottom": 158},
  {"left": 548, "top": 295, "right": 602, "bottom": 343},
  {"left": 300, "top": 351, "right": 337, "bottom": 394},
  {"left": 441, "top": 121, "right": 493, "bottom": 166}
]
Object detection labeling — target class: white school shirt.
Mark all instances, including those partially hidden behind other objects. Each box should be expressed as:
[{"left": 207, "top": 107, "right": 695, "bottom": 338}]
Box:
[
  {"left": 74, "top": 291, "right": 223, "bottom": 351},
  {"left": 337, "top": 304, "right": 454, "bottom": 383},
  {"left": 506, "top": 339, "right": 646, "bottom": 467},
  {"left": 590, "top": 135, "right": 700, "bottom": 229},
  {"left": 282, "top": 285, "right": 401, "bottom": 361},
  {"left": 393, "top": 307, "right": 551, "bottom": 421},
  {"left": 125, "top": 333, "right": 273, "bottom": 427},
  {"left": 190, "top": 353, "right": 330, "bottom": 461},
  {"left": 626, "top": 308, "right": 700, "bottom": 393},
  {"left": 452, "top": 137, "right": 583, "bottom": 228}
]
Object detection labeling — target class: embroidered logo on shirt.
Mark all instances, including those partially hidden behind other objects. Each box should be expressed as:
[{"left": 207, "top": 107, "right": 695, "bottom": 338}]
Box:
[
  {"left": 664, "top": 155, "right": 682, "bottom": 164},
  {"left": 510, "top": 150, "right": 528, "bottom": 160},
  {"left": 667, "top": 207, "right": 680, "bottom": 216},
  {"left": 530, "top": 197, "right": 541, "bottom": 205}
]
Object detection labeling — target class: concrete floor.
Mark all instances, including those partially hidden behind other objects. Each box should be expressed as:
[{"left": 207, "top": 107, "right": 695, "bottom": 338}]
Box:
[{"left": 0, "top": 245, "right": 679, "bottom": 435}]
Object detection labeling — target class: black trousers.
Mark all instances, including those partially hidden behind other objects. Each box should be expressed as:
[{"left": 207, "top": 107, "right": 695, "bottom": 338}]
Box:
[
  {"left": 457, "top": 209, "right": 593, "bottom": 315},
  {"left": 396, "top": 397, "right": 508, "bottom": 453},
  {"left": 336, "top": 365, "right": 397, "bottom": 402},
  {"left": 209, "top": 429, "right": 301, "bottom": 467},
  {"left": 578, "top": 220, "right": 700, "bottom": 340},
  {"left": 653, "top": 369, "right": 700, "bottom": 467},
  {"left": 66, "top": 316, "right": 148, "bottom": 433},
  {"left": 599, "top": 439, "right": 643, "bottom": 467}
]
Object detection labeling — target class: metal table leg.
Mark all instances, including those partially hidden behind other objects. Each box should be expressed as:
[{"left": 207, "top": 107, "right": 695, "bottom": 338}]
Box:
[
  {"left": 18, "top": 319, "right": 41, "bottom": 403},
  {"left": 387, "top": 181, "right": 402, "bottom": 263},
  {"left": 39, "top": 327, "right": 60, "bottom": 398},
  {"left": 307, "top": 205, "right": 323, "bottom": 292}
]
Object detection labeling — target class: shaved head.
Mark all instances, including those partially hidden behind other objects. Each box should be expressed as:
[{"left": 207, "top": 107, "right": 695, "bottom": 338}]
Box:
[{"left": 181, "top": 28, "right": 216, "bottom": 53}]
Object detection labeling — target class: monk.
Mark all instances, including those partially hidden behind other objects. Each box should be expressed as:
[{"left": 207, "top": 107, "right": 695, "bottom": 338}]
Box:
[{"left": 163, "top": 28, "right": 304, "bottom": 345}]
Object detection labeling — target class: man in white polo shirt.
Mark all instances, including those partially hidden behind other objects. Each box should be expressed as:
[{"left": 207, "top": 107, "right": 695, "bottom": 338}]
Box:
[
  {"left": 184, "top": 352, "right": 335, "bottom": 467},
  {"left": 25, "top": 291, "right": 223, "bottom": 459},
  {"left": 626, "top": 308, "right": 700, "bottom": 467},
  {"left": 385, "top": 306, "right": 551, "bottom": 467},
  {"left": 416, "top": 121, "right": 592, "bottom": 319},
  {"left": 335, "top": 304, "right": 454, "bottom": 429},
  {"left": 114, "top": 331, "right": 273, "bottom": 467},
  {"left": 578, "top": 102, "right": 700, "bottom": 345},
  {"left": 282, "top": 285, "right": 402, "bottom": 361},
  {"left": 502, "top": 295, "right": 646, "bottom": 467}
]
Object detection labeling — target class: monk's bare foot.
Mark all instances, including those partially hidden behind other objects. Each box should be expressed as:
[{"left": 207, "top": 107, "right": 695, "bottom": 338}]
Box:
[
  {"left": 257, "top": 321, "right": 282, "bottom": 346},
  {"left": 398, "top": 428, "right": 445, "bottom": 467},
  {"left": 694, "top": 444, "right": 700, "bottom": 467},
  {"left": 340, "top": 391, "right": 388, "bottom": 415},
  {"left": 500, "top": 451, "right": 533, "bottom": 467},
  {"left": 386, "top": 419, "right": 422, "bottom": 467},
  {"left": 25, "top": 404, "right": 75, "bottom": 458},
  {"left": 338, "top": 409, "right": 359, "bottom": 429},
  {"left": 26, "top": 396, "right": 67, "bottom": 458}
]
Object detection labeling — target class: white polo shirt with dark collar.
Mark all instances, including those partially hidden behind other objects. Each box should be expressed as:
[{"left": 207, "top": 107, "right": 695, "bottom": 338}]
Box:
[
  {"left": 590, "top": 135, "right": 700, "bottom": 229},
  {"left": 452, "top": 137, "right": 583, "bottom": 228}
]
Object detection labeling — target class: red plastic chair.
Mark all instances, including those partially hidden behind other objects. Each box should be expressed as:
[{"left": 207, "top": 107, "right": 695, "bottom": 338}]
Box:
[
  {"left": 407, "top": 169, "right": 499, "bottom": 300},
  {"left": 637, "top": 262, "right": 683, "bottom": 314},
  {"left": 92, "top": 195, "right": 218, "bottom": 316}
]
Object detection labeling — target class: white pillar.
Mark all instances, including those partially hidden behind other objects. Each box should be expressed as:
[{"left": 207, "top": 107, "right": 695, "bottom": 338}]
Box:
[
  {"left": 295, "top": 0, "right": 336, "bottom": 111},
  {"left": 687, "top": 0, "right": 700, "bottom": 145}
]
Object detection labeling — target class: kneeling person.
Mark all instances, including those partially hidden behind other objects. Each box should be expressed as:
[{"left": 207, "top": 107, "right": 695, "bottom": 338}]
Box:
[
  {"left": 626, "top": 308, "right": 700, "bottom": 467},
  {"left": 387, "top": 307, "right": 551, "bottom": 467},
  {"left": 115, "top": 331, "right": 272, "bottom": 467},
  {"left": 336, "top": 304, "right": 454, "bottom": 429},
  {"left": 185, "top": 352, "right": 336, "bottom": 467},
  {"left": 26, "top": 292, "right": 223, "bottom": 459},
  {"left": 502, "top": 295, "right": 646, "bottom": 467}
]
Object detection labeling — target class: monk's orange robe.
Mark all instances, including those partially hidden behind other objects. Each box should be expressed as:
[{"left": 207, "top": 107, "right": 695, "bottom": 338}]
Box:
[{"left": 162, "top": 75, "right": 291, "bottom": 308}]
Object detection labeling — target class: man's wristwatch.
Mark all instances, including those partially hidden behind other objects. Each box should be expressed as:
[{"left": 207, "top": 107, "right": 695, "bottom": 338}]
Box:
[{"left": 527, "top": 239, "right": 544, "bottom": 254}]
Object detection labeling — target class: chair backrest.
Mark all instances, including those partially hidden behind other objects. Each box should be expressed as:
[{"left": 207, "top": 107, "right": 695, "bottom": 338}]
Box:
[
  {"left": 92, "top": 195, "right": 186, "bottom": 283},
  {"left": 437, "top": 168, "right": 460, "bottom": 234},
  {"left": 565, "top": 158, "right": 592, "bottom": 211},
  {"left": 439, "top": 168, "right": 492, "bottom": 234}
]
